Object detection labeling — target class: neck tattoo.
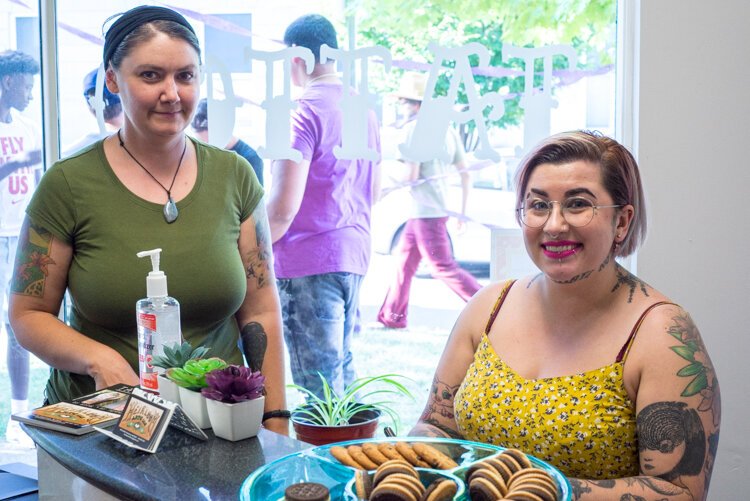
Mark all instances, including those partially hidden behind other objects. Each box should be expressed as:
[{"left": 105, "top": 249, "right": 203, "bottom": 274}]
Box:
[{"left": 117, "top": 130, "right": 187, "bottom": 224}]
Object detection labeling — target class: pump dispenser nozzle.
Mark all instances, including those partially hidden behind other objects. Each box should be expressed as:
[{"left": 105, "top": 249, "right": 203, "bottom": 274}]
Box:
[{"left": 137, "top": 248, "right": 168, "bottom": 298}]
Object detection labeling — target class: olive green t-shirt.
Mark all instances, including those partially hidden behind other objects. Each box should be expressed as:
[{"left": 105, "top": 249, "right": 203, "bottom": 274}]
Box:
[{"left": 27, "top": 138, "right": 263, "bottom": 403}]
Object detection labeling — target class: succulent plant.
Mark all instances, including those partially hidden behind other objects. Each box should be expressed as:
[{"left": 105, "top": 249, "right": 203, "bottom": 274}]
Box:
[
  {"left": 166, "top": 357, "right": 227, "bottom": 390},
  {"left": 152, "top": 341, "right": 210, "bottom": 370},
  {"left": 201, "top": 365, "right": 266, "bottom": 404}
]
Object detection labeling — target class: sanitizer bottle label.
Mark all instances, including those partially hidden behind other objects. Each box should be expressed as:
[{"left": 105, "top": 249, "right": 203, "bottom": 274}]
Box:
[{"left": 137, "top": 312, "right": 159, "bottom": 391}]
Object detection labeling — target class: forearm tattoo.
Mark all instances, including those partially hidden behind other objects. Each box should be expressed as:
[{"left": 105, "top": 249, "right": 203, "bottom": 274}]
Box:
[
  {"left": 611, "top": 264, "right": 650, "bottom": 302},
  {"left": 246, "top": 203, "right": 272, "bottom": 289},
  {"left": 240, "top": 322, "right": 267, "bottom": 372},
  {"left": 11, "top": 223, "right": 55, "bottom": 297},
  {"left": 418, "top": 376, "right": 461, "bottom": 438}
]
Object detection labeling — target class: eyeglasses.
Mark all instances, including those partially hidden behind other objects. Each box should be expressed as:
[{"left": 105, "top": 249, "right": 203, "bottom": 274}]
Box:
[{"left": 517, "top": 197, "right": 623, "bottom": 228}]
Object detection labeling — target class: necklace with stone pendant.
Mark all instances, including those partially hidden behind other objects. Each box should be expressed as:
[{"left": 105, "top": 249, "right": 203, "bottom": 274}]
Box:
[{"left": 117, "top": 130, "right": 187, "bottom": 223}]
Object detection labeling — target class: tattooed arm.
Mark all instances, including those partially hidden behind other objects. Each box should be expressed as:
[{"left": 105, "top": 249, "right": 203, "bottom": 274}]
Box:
[
  {"left": 9, "top": 218, "right": 139, "bottom": 390},
  {"left": 569, "top": 305, "right": 720, "bottom": 501},
  {"left": 266, "top": 158, "right": 310, "bottom": 243},
  {"left": 409, "top": 283, "right": 498, "bottom": 438},
  {"left": 236, "top": 201, "right": 287, "bottom": 435}
]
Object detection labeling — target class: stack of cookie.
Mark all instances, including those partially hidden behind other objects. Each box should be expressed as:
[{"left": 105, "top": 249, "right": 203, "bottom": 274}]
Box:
[
  {"left": 330, "top": 441, "right": 459, "bottom": 471},
  {"left": 465, "top": 449, "right": 558, "bottom": 501},
  {"left": 354, "top": 459, "right": 459, "bottom": 501}
]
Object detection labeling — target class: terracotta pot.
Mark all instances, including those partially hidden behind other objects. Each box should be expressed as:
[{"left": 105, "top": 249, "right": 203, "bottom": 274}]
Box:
[{"left": 291, "top": 408, "right": 381, "bottom": 446}]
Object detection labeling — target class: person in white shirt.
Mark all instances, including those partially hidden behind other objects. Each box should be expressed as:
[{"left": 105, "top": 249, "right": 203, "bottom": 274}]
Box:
[{"left": 0, "top": 49, "right": 42, "bottom": 447}]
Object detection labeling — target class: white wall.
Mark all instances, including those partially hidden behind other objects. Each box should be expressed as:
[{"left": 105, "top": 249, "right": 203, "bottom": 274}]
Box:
[{"left": 636, "top": 1, "right": 750, "bottom": 497}]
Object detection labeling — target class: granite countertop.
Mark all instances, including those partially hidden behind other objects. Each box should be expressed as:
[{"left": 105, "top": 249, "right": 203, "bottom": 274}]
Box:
[{"left": 24, "top": 424, "right": 310, "bottom": 500}]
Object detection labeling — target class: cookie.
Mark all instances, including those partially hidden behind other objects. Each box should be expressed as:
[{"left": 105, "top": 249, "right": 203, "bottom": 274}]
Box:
[
  {"left": 465, "top": 461, "right": 497, "bottom": 484},
  {"left": 504, "top": 491, "right": 545, "bottom": 501},
  {"left": 348, "top": 445, "right": 379, "bottom": 470},
  {"left": 378, "top": 442, "right": 407, "bottom": 462},
  {"left": 354, "top": 469, "right": 373, "bottom": 499},
  {"left": 496, "top": 452, "right": 523, "bottom": 474},
  {"left": 508, "top": 469, "right": 556, "bottom": 489},
  {"left": 484, "top": 456, "right": 514, "bottom": 483},
  {"left": 468, "top": 476, "right": 504, "bottom": 501},
  {"left": 373, "top": 459, "right": 419, "bottom": 486},
  {"left": 421, "top": 478, "right": 458, "bottom": 501},
  {"left": 503, "top": 448, "right": 533, "bottom": 469},
  {"left": 362, "top": 442, "right": 390, "bottom": 465},
  {"left": 411, "top": 442, "right": 458, "bottom": 469},
  {"left": 395, "top": 442, "right": 430, "bottom": 468},
  {"left": 510, "top": 481, "right": 557, "bottom": 501},
  {"left": 369, "top": 481, "right": 418, "bottom": 501},
  {"left": 379, "top": 472, "right": 425, "bottom": 498},
  {"left": 330, "top": 445, "right": 363, "bottom": 469},
  {"left": 284, "top": 481, "right": 330, "bottom": 501},
  {"left": 468, "top": 466, "right": 508, "bottom": 497}
]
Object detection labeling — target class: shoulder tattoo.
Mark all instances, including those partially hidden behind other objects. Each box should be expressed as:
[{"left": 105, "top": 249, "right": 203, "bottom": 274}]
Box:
[
  {"left": 11, "top": 223, "right": 55, "bottom": 297},
  {"left": 246, "top": 203, "right": 273, "bottom": 289}
]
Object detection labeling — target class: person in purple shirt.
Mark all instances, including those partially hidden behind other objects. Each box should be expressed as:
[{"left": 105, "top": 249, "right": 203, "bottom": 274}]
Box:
[{"left": 267, "top": 14, "right": 380, "bottom": 398}]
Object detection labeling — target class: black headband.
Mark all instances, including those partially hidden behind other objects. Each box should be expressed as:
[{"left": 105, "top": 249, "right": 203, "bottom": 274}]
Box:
[{"left": 103, "top": 5, "right": 196, "bottom": 68}]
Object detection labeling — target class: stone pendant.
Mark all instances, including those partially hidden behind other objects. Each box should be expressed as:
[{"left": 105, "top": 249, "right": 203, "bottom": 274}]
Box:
[{"left": 163, "top": 196, "right": 179, "bottom": 224}]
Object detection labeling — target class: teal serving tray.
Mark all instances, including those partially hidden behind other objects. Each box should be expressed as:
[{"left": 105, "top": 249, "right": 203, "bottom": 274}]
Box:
[{"left": 240, "top": 437, "right": 571, "bottom": 500}]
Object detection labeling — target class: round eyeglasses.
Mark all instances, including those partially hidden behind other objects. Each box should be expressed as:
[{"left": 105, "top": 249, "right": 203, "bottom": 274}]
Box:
[{"left": 517, "top": 197, "right": 623, "bottom": 228}]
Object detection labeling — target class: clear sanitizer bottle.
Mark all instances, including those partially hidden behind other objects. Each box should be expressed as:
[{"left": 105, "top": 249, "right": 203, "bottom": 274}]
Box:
[{"left": 136, "top": 248, "right": 182, "bottom": 393}]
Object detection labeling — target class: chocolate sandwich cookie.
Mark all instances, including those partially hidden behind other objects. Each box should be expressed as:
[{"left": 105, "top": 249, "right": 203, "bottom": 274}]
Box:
[
  {"left": 468, "top": 467, "right": 508, "bottom": 497},
  {"left": 411, "top": 442, "right": 458, "bottom": 470},
  {"left": 508, "top": 482, "right": 557, "bottom": 501},
  {"left": 354, "top": 469, "right": 373, "bottom": 499},
  {"left": 495, "top": 452, "right": 523, "bottom": 475},
  {"left": 421, "top": 478, "right": 458, "bottom": 501},
  {"left": 369, "top": 481, "right": 418, "bottom": 501},
  {"left": 483, "top": 456, "right": 514, "bottom": 484},
  {"left": 373, "top": 459, "right": 419, "bottom": 486},
  {"left": 284, "top": 482, "right": 330, "bottom": 501},
  {"left": 468, "top": 476, "right": 505, "bottom": 501},
  {"left": 502, "top": 448, "right": 533, "bottom": 469},
  {"left": 379, "top": 473, "right": 425, "bottom": 499}
]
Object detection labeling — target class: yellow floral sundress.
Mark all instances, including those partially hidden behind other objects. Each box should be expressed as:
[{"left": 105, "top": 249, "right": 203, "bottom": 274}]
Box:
[{"left": 454, "top": 280, "right": 673, "bottom": 479}]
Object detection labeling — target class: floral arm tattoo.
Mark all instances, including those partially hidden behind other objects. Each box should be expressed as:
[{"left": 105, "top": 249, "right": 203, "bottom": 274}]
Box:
[
  {"left": 417, "top": 376, "right": 462, "bottom": 438},
  {"left": 11, "top": 222, "right": 55, "bottom": 297},
  {"left": 570, "top": 311, "right": 720, "bottom": 500},
  {"left": 245, "top": 202, "right": 273, "bottom": 289}
]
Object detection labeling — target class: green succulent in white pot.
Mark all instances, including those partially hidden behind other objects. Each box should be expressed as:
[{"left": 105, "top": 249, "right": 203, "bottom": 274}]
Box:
[{"left": 151, "top": 341, "right": 210, "bottom": 405}]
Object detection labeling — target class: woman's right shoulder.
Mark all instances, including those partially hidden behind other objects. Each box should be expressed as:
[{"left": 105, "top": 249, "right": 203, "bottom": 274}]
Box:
[{"left": 456, "top": 279, "right": 519, "bottom": 346}]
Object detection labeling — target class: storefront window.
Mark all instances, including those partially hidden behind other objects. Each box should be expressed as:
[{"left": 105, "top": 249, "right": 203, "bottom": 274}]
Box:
[{"left": 1, "top": 0, "right": 617, "bottom": 449}]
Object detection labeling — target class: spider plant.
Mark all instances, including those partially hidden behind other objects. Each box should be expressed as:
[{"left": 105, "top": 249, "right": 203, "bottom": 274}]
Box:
[{"left": 289, "top": 373, "right": 413, "bottom": 432}]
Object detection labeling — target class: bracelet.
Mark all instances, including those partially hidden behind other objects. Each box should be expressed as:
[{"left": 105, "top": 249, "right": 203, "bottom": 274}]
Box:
[{"left": 262, "top": 409, "right": 291, "bottom": 422}]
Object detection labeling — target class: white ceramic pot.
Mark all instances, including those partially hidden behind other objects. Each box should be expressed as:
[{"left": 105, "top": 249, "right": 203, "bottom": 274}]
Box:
[
  {"left": 206, "top": 395, "right": 265, "bottom": 441},
  {"left": 178, "top": 386, "right": 211, "bottom": 428},
  {"left": 157, "top": 373, "right": 181, "bottom": 405}
]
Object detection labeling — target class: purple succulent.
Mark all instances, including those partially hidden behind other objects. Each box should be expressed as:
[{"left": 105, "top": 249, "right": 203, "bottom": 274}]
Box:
[{"left": 201, "top": 365, "right": 265, "bottom": 403}]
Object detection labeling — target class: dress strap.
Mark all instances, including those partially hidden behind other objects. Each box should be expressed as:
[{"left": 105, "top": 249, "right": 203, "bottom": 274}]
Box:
[
  {"left": 484, "top": 280, "right": 516, "bottom": 334},
  {"left": 616, "top": 301, "right": 678, "bottom": 363}
]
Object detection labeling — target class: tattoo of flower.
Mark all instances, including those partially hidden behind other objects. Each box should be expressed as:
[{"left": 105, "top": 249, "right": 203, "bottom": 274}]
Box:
[
  {"left": 611, "top": 265, "right": 649, "bottom": 302},
  {"left": 668, "top": 313, "right": 720, "bottom": 425},
  {"left": 11, "top": 224, "right": 55, "bottom": 298}
]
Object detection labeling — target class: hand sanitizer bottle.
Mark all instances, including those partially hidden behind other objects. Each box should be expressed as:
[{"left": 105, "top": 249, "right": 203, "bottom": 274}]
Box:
[{"left": 136, "top": 248, "right": 182, "bottom": 392}]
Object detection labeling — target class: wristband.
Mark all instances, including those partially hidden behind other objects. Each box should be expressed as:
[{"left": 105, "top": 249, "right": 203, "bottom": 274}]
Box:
[{"left": 262, "top": 409, "right": 291, "bottom": 422}]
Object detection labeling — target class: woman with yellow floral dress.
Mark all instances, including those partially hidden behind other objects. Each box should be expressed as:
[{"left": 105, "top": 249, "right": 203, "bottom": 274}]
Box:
[{"left": 410, "top": 131, "right": 720, "bottom": 500}]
